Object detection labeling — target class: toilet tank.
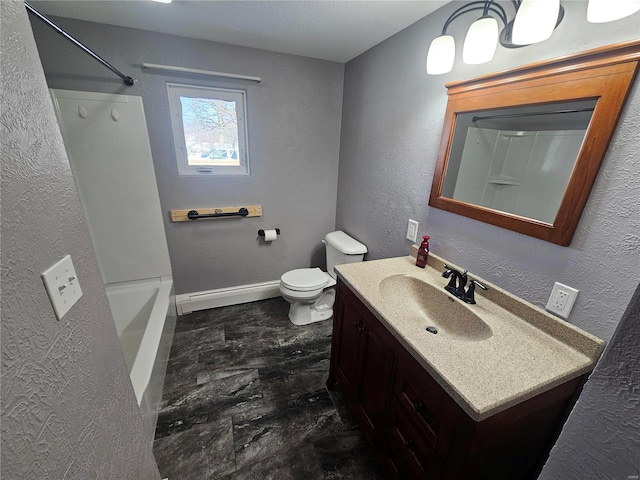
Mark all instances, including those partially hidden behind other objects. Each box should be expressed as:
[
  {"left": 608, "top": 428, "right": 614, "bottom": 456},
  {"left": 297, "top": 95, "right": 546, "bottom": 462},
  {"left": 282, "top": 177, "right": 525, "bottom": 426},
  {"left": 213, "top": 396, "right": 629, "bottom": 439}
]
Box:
[{"left": 324, "top": 231, "right": 367, "bottom": 279}]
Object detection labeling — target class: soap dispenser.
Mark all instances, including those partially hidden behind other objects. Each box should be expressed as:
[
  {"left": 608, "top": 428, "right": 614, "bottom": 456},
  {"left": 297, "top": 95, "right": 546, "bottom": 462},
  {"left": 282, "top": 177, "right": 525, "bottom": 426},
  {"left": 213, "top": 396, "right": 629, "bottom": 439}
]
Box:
[{"left": 416, "top": 235, "right": 430, "bottom": 268}]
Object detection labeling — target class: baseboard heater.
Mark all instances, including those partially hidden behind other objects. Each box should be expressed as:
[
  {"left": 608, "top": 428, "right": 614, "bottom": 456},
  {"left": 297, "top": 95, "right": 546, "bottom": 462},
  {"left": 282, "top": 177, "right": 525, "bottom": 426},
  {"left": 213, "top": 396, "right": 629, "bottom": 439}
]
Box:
[{"left": 176, "top": 280, "right": 280, "bottom": 315}]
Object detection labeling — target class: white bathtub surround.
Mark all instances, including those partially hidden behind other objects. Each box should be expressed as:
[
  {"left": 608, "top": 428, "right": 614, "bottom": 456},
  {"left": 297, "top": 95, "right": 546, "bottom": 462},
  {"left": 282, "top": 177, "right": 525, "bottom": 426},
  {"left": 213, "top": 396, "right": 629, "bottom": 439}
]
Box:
[
  {"left": 50, "top": 90, "right": 172, "bottom": 285},
  {"left": 51, "top": 89, "right": 175, "bottom": 440},
  {"left": 176, "top": 280, "right": 281, "bottom": 315}
]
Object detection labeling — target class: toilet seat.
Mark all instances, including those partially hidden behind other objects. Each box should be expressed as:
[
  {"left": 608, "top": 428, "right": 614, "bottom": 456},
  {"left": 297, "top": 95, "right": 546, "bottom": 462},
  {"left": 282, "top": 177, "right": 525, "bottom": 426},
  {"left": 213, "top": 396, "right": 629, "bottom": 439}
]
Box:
[{"left": 280, "top": 268, "right": 331, "bottom": 292}]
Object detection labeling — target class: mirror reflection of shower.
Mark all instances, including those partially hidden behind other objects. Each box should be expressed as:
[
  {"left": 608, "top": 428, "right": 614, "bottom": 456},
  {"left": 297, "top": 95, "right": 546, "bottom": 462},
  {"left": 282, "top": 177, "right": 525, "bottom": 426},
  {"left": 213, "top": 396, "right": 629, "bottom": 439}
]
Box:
[{"left": 442, "top": 99, "right": 596, "bottom": 224}]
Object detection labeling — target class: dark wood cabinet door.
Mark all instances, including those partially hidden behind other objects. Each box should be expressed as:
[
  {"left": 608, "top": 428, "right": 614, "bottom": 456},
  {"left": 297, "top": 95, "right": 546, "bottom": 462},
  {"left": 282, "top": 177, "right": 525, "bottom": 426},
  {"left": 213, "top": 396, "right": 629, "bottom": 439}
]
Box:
[
  {"left": 384, "top": 399, "right": 444, "bottom": 479},
  {"left": 355, "top": 320, "right": 396, "bottom": 443},
  {"left": 394, "top": 356, "right": 457, "bottom": 459},
  {"left": 332, "top": 294, "right": 364, "bottom": 399}
]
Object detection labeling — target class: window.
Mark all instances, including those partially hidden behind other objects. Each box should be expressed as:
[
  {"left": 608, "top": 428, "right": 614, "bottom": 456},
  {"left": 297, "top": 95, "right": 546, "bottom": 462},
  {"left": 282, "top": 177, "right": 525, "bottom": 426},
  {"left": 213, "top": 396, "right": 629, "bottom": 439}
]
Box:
[{"left": 167, "top": 83, "right": 249, "bottom": 176}]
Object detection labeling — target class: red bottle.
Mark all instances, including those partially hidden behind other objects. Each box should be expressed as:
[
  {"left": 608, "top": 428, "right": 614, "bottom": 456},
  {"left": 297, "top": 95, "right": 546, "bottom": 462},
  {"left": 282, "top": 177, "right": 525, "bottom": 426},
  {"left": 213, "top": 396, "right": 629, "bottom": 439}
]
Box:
[{"left": 416, "top": 235, "right": 430, "bottom": 268}]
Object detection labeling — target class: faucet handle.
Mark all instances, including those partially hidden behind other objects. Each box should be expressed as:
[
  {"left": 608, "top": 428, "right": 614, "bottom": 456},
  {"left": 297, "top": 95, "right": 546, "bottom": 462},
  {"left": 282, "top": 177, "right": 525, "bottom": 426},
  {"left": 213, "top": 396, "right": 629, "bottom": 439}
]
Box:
[
  {"left": 469, "top": 279, "right": 488, "bottom": 290},
  {"left": 462, "top": 278, "right": 488, "bottom": 304},
  {"left": 457, "top": 270, "right": 468, "bottom": 292}
]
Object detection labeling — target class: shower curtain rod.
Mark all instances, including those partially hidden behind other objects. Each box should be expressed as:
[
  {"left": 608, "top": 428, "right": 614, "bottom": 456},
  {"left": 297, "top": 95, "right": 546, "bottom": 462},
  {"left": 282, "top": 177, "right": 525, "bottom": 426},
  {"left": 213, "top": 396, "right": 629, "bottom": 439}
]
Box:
[{"left": 24, "top": 2, "right": 135, "bottom": 86}]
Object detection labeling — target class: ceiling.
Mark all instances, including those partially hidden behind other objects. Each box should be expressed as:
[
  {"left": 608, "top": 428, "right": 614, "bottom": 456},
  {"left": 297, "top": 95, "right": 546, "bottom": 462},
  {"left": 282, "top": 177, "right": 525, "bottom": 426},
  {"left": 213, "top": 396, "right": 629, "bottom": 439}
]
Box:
[{"left": 28, "top": 0, "right": 449, "bottom": 63}]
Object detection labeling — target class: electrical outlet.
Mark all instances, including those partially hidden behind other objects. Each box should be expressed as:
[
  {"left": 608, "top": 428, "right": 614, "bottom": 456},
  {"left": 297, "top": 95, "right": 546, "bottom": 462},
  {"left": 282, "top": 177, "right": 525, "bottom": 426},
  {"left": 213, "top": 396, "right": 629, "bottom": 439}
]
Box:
[
  {"left": 545, "top": 282, "right": 579, "bottom": 319},
  {"left": 406, "top": 219, "right": 418, "bottom": 242},
  {"left": 553, "top": 290, "right": 570, "bottom": 310}
]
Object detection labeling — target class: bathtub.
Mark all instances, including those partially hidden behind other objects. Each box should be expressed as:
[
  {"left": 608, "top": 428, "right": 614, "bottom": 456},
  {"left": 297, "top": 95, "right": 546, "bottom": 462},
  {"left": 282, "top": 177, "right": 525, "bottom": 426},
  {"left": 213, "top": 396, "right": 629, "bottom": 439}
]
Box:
[{"left": 106, "top": 277, "right": 174, "bottom": 405}]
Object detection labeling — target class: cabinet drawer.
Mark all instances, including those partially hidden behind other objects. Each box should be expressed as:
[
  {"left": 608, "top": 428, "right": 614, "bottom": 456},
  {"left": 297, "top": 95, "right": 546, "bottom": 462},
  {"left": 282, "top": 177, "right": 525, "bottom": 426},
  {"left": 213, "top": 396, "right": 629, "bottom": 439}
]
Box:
[
  {"left": 384, "top": 399, "right": 444, "bottom": 479},
  {"left": 394, "top": 361, "right": 456, "bottom": 459}
]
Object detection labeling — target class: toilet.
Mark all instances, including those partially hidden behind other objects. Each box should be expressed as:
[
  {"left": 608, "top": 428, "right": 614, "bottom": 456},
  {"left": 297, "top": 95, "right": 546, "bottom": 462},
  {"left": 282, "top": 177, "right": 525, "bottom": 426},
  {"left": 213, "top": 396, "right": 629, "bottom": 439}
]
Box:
[{"left": 280, "top": 231, "right": 367, "bottom": 326}]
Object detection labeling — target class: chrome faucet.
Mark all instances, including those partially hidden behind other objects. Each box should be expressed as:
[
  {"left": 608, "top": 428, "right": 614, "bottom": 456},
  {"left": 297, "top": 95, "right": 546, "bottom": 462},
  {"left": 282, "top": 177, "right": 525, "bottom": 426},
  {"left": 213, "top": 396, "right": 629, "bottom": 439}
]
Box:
[{"left": 442, "top": 265, "right": 488, "bottom": 304}]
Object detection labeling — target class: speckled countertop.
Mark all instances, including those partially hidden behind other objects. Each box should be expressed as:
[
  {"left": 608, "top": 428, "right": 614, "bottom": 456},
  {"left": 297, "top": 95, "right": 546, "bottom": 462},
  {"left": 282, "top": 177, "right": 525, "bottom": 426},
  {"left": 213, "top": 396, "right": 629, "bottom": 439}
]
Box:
[{"left": 335, "top": 252, "right": 605, "bottom": 422}]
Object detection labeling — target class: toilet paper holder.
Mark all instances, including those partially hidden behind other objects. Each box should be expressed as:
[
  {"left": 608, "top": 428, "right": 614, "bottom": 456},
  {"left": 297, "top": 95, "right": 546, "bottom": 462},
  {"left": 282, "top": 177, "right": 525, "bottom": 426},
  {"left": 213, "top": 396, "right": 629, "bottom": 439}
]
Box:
[{"left": 258, "top": 228, "right": 280, "bottom": 237}]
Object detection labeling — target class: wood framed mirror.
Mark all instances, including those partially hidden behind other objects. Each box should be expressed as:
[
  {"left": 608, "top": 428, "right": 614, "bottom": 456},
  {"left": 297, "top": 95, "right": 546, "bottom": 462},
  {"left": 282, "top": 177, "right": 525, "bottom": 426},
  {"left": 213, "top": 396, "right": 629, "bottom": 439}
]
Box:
[{"left": 429, "top": 40, "right": 640, "bottom": 246}]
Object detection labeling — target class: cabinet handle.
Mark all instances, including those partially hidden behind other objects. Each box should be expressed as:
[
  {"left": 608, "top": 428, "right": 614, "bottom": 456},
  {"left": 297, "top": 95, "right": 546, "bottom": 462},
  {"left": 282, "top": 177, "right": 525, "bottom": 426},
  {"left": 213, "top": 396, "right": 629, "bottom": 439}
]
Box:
[
  {"left": 413, "top": 401, "right": 425, "bottom": 411},
  {"left": 405, "top": 438, "right": 416, "bottom": 451},
  {"left": 353, "top": 320, "right": 362, "bottom": 327},
  {"left": 358, "top": 326, "right": 365, "bottom": 332}
]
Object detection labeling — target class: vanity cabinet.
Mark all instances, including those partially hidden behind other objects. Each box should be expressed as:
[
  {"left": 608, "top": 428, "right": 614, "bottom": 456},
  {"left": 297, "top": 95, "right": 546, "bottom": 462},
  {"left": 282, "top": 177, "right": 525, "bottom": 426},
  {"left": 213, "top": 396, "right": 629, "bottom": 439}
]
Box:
[
  {"left": 330, "top": 281, "right": 396, "bottom": 445},
  {"left": 328, "top": 279, "right": 587, "bottom": 480}
]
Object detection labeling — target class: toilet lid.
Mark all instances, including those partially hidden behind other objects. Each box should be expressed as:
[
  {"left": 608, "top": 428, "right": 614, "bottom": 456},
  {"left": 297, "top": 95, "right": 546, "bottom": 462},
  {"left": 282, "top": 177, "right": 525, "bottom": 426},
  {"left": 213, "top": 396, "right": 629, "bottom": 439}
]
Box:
[{"left": 281, "top": 268, "right": 329, "bottom": 291}]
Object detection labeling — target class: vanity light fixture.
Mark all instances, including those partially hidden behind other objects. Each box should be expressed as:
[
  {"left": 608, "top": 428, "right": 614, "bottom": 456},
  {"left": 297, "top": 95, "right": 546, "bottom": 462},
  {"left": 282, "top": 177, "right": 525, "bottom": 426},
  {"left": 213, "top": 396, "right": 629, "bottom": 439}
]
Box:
[
  {"left": 427, "top": 0, "right": 509, "bottom": 73},
  {"left": 587, "top": 0, "right": 640, "bottom": 23},
  {"left": 427, "top": 0, "right": 564, "bottom": 75},
  {"left": 462, "top": 14, "right": 500, "bottom": 65},
  {"left": 427, "top": 0, "right": 640, "bottom": 75},
  {"left": 426, "top": 35, "right": 456, "bottom": 75},
  {"left": 151, "top": 0, "right": 172, "bottom": 3},
  {"left": 512, "top": 0, "right": 560, "bottom": 45}
]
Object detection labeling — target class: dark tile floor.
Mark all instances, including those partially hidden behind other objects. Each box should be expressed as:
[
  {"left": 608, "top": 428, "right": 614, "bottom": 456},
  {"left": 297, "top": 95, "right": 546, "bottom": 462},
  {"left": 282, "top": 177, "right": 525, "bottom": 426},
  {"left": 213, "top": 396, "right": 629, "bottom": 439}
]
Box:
[{"left": 153, "top": 298, "right": 384, "bottom": 479}]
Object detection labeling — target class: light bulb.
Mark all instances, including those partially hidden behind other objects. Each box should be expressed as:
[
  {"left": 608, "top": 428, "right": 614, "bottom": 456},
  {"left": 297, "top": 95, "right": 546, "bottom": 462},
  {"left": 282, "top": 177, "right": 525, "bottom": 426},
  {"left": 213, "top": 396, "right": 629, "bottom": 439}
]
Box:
[
  {"left": 587, "top": 0, "right": 640, "bottom": 22},
  {"left": 512, "top": 0, "right": 560, "bottom": 45},
  {"left": 426, "top": 35, "right": 455, "bottom": 75},
  {"left": 463, "top": 16, "right": 499, "bottom": 65}
]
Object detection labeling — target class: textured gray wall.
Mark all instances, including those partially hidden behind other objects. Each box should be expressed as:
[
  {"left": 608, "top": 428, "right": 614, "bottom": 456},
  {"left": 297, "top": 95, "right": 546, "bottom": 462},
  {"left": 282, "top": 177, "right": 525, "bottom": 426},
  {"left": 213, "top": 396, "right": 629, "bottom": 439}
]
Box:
[
  {"left": 540, "top": 283, "right": 640, "bottom": 479},
  {"left": 337, "top": 0, "right": 640, "bottom": 341},
  {"left": 0, "top": 2, "right": 160, "bottom": 478},
  {"left": 30, "top": 16, "right": 344, "bottom": 295}
]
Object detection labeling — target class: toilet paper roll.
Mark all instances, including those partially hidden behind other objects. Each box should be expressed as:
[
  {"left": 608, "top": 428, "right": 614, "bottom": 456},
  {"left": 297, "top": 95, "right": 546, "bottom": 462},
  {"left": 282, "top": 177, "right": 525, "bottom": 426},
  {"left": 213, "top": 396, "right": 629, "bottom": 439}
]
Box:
[{"left": 263, "top": 229, "right": 278, "bottom": 241}]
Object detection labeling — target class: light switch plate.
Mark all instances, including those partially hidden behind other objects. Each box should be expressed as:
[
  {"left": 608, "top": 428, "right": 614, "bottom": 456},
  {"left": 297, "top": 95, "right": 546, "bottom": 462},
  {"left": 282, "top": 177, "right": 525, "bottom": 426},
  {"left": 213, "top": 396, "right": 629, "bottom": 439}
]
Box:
[
  {"left": 406, "top": 219, "right": 419, "bottom": 242},
  {"left": 42, "top": 255, "right": 83, "bottom": 320},
  {"left": 545, "top": 282, "right": 579, "bottom": 319}
]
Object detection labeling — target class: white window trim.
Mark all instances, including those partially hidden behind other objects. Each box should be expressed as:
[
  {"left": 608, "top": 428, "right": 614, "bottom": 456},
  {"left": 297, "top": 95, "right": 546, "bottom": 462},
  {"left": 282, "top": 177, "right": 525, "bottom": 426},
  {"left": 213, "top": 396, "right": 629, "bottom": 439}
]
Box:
[{"left": 166, "top": 83, "right": 250, "bottom": 176}]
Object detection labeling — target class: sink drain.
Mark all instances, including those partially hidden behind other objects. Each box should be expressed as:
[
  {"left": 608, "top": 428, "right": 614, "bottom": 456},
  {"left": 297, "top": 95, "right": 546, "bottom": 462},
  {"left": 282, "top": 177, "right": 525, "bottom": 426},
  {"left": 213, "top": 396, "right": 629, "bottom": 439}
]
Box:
[{"left": 426, "top": 326, "right": 438, "bottom": 334}]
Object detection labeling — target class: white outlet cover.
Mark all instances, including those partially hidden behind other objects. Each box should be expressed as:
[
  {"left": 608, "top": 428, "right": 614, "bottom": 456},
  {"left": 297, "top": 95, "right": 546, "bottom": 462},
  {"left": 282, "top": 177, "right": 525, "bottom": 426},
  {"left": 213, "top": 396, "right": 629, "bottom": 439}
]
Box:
[
  {"left": 546, "top": 282, "right": 579, "bottom": 319},
  {"left": 42, "top": 255, "right": 83, "bottom": 320}
]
